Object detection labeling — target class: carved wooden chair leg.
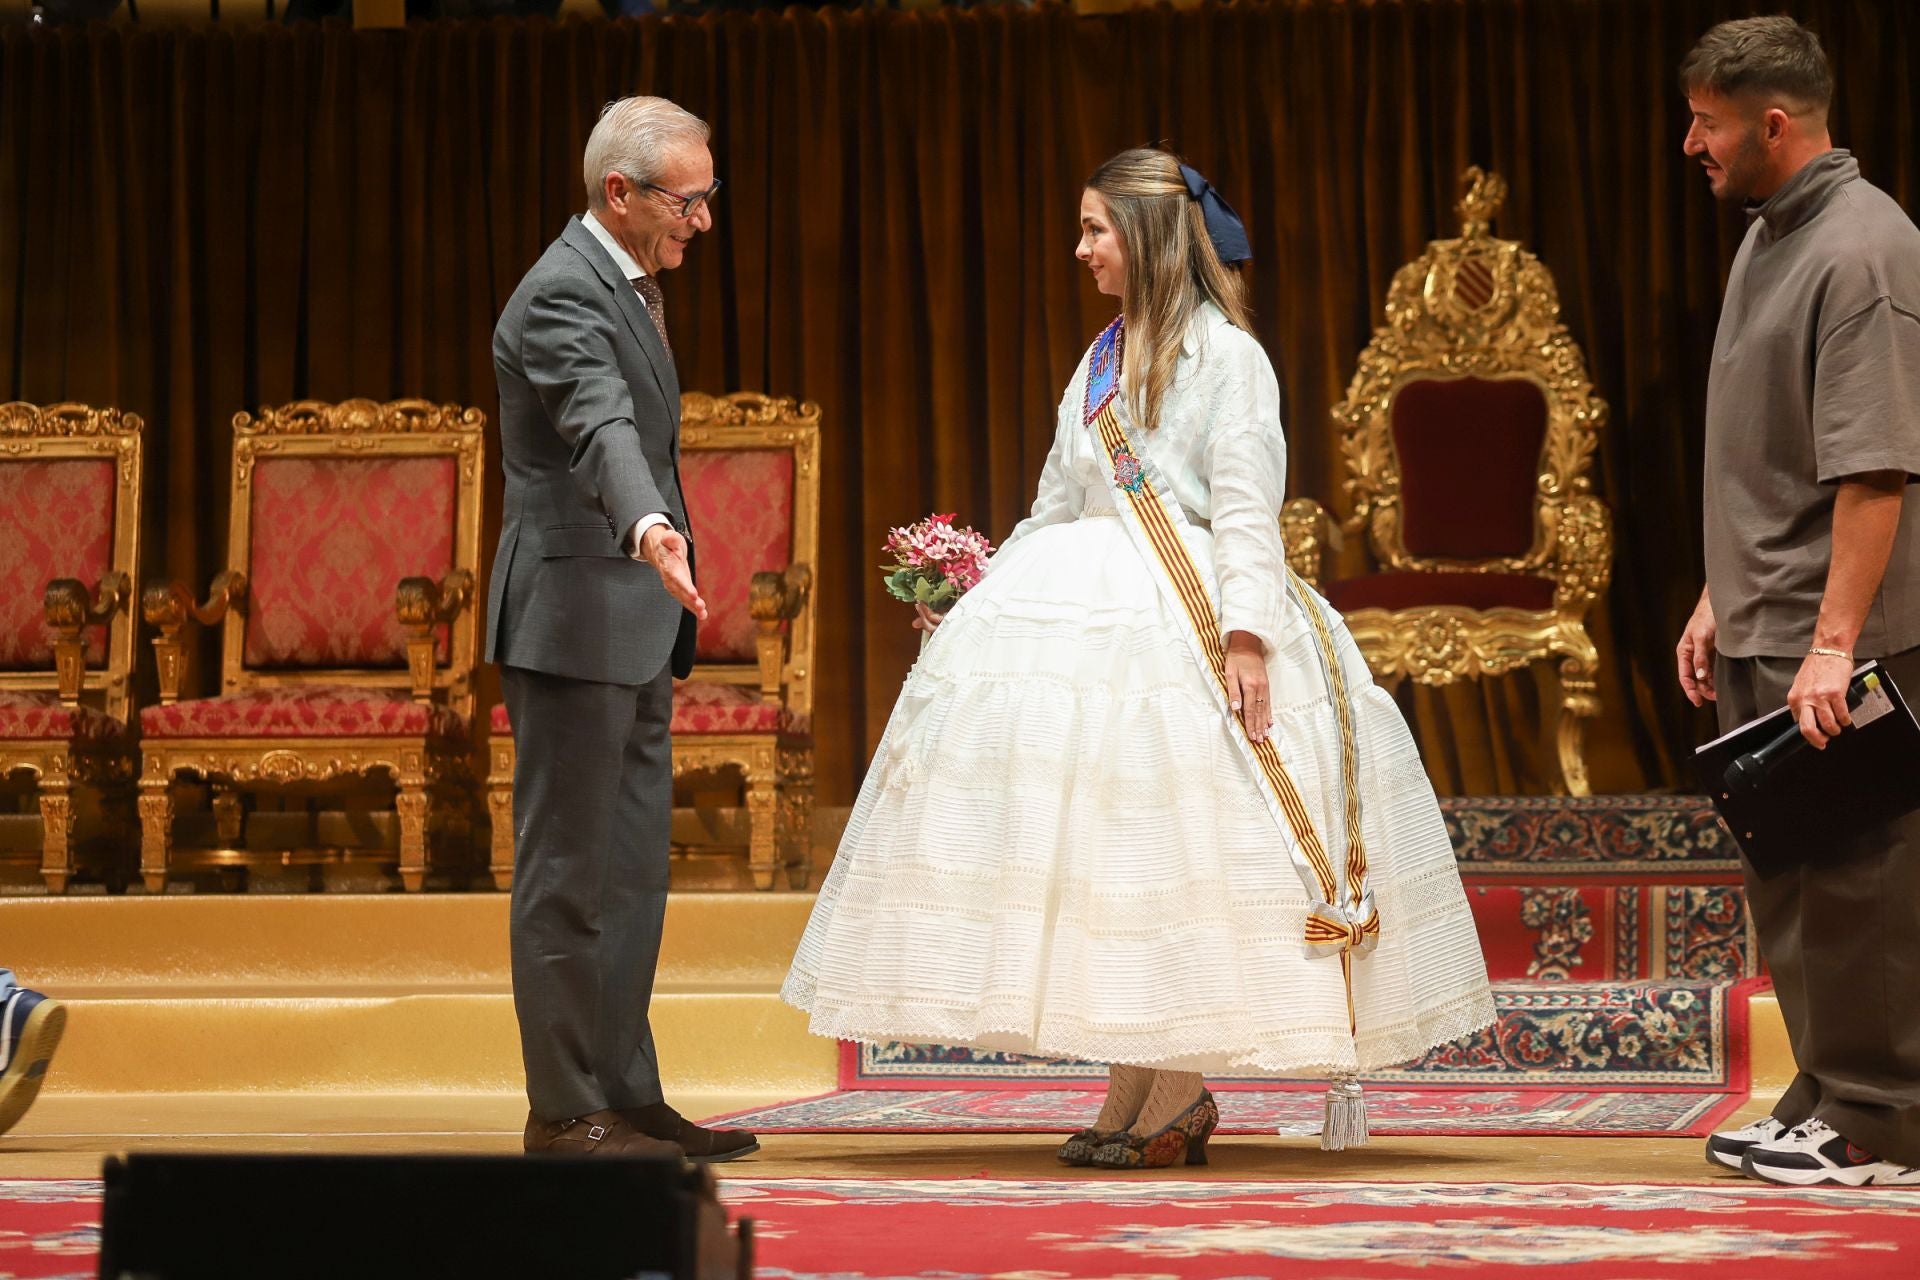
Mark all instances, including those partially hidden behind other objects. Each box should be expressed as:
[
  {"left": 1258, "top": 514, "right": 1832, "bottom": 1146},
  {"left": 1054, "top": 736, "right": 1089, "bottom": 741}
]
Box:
[
  {"left": 486, "top": 782, "right": 515, "bottom": 892},
  {"left": 745, "top": 771, "right": 778, "bottom": 891},
  {"left": 138, "top": 772, "right": 174, "bottom": 894},
  {"left": 37, "top": 771, "right": 74, "bottom": 895},
  {"left": 395, "top": 779, "right": 430, "bottom": 893},
  {"left": 1556, "top": 650, "right": 1601, "bottom": 798},
  {"left": 778, "top": 747, "right": 815, "bottom": 891}
]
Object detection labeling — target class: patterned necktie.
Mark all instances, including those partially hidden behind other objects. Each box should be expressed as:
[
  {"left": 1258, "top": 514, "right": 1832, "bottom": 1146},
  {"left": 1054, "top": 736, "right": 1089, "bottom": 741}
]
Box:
[{"left": 632, "top": 275, "right": 672, "bottom": 360}]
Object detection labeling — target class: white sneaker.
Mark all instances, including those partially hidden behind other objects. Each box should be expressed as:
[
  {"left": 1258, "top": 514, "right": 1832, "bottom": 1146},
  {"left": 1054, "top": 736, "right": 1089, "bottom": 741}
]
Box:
[
  {"left": 1705, "top": 1115, "right": 1786, "bottom": 1171},
  {"left": 1742, "top": 1118, "right": 1920, "bottom": 1187}
]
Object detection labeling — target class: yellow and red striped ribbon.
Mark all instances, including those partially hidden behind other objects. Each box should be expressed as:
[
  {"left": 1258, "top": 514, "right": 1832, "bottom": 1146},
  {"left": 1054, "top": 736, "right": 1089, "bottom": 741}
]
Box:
[{"left": 1089, "top": 400, "right": 1378, "bottom": 988}]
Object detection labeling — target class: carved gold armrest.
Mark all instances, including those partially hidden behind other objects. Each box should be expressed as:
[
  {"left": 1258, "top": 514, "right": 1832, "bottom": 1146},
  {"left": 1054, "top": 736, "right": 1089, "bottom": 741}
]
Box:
[
  {"left": 1551, "top": 494, "right": 1614, "bottom": 614},
  {"left": 141, "top": 572, "right": 248, "bottom": 705},
  {"left": 44, "top": 572, "right": 131, "bottom": 705},
  {"left": 749, "top": 564, "right": 812, "bottom": 702},
  {"left": 396, "top": 569, "right": 474, "bottom": 701},
  {"left": 1280, "top": 498, "right": 1342, "bottom": 592}
]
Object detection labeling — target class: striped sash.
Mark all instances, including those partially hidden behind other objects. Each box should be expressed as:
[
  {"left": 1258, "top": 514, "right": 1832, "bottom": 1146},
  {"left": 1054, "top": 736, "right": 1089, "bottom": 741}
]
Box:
[{"left": 1080, "top": 318, "right": 1379, "bottom": 1025}]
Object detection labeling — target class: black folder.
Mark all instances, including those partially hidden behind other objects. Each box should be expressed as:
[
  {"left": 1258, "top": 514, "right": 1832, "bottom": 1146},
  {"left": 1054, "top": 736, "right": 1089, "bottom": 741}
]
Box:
[{"left": 1693, "top": 660, "right": 1920, "bottom": 878}]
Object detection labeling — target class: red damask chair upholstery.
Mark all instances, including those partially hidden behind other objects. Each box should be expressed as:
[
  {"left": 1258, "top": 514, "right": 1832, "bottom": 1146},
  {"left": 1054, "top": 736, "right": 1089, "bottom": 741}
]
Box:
[
  {"left": 0, "top": 404, "right": 142, "bottom": 892},
  {"left": 486, "top": 392, "right": 820, "bottom": 892},
  {"left": 1285, "top": 168, "right": 1613, "bottom": 794},
  {"left": 138, "top": 400, "right": 484, "bottom": 892}
]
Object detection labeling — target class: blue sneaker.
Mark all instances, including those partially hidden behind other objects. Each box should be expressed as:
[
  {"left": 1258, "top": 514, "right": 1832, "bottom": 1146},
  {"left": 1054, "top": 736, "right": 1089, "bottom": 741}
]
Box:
[{"left": 0, "top": 987, "right": 66, "bottom": 1136}]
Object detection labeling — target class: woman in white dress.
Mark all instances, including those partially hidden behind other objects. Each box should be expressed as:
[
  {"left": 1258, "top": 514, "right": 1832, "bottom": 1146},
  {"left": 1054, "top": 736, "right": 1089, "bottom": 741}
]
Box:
[{"left": 783, "top": 148, "right": 1494, "bottom": 1170}]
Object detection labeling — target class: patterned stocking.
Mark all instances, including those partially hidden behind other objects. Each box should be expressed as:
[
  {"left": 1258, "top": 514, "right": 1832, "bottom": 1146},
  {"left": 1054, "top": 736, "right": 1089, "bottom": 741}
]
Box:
[
  {"left": 1128, "top": 1069, "right": 1205, "bottom": 1137},
  {"left": 1091, "top": 1063, "right": 1156, "bottom": 1132}
]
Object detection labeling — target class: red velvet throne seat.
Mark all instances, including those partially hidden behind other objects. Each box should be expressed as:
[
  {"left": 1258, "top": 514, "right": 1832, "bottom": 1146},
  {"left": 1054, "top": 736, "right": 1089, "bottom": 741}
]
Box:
[
  {"left": 0, "top": 404, "right": 143, "bottom": 892},
  {"left": 1284, "top": 168, "right": 1613, "bottom": 795},
  {"left": 138, "top": 400, "right": 485, "bottom": 892},
  {"left": 486, "top": 392, "right": 821, "bottom": 892}
]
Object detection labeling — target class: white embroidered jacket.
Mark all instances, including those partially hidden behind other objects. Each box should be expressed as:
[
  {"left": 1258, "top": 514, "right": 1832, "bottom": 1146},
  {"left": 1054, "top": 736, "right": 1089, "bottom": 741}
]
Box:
[{"left": 999, "top": 302, "right": 1292, "bottom": 653}]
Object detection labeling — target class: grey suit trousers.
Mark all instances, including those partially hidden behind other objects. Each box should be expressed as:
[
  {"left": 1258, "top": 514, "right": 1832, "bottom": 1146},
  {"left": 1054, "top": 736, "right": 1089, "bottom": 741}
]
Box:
[
  {"left": 503, "top": 661, "right": 674, "bottom": 1121},
  {"left": 1715, "top": 645, "right": 1920, "bottom": 1164}
]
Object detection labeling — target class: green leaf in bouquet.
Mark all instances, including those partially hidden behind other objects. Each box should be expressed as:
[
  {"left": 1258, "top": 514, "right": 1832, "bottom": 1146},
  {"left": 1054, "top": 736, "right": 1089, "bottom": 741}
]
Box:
[{"left": 883, "top": 567, "right": 919, "bottom": 604}]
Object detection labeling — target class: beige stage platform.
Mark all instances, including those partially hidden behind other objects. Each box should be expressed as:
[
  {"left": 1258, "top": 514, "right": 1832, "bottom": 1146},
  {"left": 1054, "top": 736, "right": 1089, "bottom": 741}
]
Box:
[{"left": 0, "top": 891, "right": 1791, "bottom": 1186}]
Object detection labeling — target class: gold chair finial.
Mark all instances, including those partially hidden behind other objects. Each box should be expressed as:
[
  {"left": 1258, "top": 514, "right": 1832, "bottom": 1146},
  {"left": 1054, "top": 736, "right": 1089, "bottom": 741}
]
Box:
[{"left": 1457, "top": 166, "right": 1508, "bottom": 239}]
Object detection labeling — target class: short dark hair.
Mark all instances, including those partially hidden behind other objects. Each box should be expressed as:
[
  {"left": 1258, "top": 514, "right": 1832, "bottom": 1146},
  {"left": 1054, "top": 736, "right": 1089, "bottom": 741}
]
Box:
[{"left": 1680, "top": 16, "right": 1833, "bottom": 115}]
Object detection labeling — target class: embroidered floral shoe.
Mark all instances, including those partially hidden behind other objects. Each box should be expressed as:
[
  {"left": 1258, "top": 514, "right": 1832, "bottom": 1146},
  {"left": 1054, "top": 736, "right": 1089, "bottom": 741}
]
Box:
[
  {"left": 1055, "top": 1127, "right": 1120, "bottom": 1166},
  {"left": 0, "top": 987, "right": 65, "bottom": 1137},
  {"left": 1089, "top": 1091, "right": 1220, "bottom": 1170},
  {"left": 1706, "top": 1115, "right": 1787, "bottom": 1171},
  {"left": 1742, "top": 1119, "right": 1920, "bottom": 1187}
]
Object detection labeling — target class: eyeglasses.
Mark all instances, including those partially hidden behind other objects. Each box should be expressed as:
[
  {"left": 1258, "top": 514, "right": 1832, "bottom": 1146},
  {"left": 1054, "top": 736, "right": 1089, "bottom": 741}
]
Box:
[{"left": 639, "top": 178, "right": 722, "bottom": 220}]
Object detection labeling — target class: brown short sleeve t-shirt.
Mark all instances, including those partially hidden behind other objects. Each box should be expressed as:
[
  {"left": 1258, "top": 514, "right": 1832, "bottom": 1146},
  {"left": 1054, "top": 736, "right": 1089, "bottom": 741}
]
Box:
[{"left": 1704, "top": 150, "right": 1920, "bottom": 658}]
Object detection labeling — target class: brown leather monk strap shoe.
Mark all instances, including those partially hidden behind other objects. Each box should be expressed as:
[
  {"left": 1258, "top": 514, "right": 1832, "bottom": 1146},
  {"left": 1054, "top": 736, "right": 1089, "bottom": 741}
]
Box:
[
  {"left": 523, "top": 1108, "right": 685, "bottom": 1158},
  {"left": 619, "top": 1102, "right": 759, "bottom": 1163}
]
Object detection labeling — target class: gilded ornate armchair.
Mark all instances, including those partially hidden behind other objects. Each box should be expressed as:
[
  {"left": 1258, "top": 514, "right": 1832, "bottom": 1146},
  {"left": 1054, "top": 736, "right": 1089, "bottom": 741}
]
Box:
[
  {"left": 138, "top": 400, "right": 485, "bottom": 891},
  {"left": 487, "top": 392, "right": 821, "bottom": 892},
  {"left": 0, "top": 404, "right": 142, "bottom": 892},
  {"left": 1287, "top": 168, "right": 1613, "bottom": 795}
]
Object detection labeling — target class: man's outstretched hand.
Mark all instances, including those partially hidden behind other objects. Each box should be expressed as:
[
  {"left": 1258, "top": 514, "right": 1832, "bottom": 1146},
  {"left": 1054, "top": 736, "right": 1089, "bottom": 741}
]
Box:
[{"left": 639, "top": 525, "right": 708, "bottom": 622}]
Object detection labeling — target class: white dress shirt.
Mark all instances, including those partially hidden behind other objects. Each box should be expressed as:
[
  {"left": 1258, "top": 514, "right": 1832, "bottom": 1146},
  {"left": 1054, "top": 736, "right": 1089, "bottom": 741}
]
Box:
[{"left": 582, "top": 210, "right": 673, "bottom": 561}]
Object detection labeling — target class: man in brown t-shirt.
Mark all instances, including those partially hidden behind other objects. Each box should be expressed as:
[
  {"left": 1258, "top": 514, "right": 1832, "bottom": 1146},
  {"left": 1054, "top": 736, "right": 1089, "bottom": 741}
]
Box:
[{"left": 1675, "top": 17, "right": 1920, "bottom": 1187}]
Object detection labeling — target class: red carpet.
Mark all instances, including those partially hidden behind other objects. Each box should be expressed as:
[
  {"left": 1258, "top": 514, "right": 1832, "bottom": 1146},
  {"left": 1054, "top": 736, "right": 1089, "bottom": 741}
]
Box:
[
  {"left": 14, "top": 1175, "right": 1919, "bottom": 1278},
  {"left": 0, "top": 1180, "right": 96, "bottom": 1280},
  {"left": 718, "top": 1177, "right": 1920, "bottom": 1279},
  {"left": 705, "top": 1084, "right": 1749, "bottom": 1138}
]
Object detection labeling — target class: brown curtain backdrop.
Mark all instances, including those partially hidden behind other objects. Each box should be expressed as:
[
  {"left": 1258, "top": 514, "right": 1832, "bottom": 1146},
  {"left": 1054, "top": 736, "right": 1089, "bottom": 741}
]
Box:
[{"left": 3, "top": 1, "right": 1915, "bottom": 806}]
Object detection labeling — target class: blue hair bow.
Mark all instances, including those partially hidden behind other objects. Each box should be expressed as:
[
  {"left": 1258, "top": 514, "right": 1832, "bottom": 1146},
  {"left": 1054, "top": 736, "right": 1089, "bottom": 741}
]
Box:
[{"left": 1179, "top": 163, "right": 1252, "bottom": 266}]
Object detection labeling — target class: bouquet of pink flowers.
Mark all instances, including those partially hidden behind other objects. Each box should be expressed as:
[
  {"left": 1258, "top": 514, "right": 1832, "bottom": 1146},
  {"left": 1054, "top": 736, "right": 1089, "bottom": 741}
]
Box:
[{"left": 880, "top": 513, "right": 994, "bottom": 613}]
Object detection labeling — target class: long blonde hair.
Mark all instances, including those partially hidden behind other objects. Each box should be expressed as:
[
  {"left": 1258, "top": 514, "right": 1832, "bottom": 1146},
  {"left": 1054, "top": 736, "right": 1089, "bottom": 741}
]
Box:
[{"left": 1086, "top": 148, "right": 1253, "bottom": 430}]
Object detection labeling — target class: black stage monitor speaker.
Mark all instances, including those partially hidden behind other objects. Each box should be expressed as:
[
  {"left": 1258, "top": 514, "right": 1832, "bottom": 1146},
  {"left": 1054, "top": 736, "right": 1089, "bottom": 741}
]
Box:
[{"left": 97, "top": 1152, "right": 752, "bottom": 1280}]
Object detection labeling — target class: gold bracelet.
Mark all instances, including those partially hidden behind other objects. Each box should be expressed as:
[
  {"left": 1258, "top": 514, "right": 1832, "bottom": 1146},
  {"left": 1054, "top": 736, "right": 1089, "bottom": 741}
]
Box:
[{"left": 1808, "top": 646, "right": 1852, "bottom": 661}]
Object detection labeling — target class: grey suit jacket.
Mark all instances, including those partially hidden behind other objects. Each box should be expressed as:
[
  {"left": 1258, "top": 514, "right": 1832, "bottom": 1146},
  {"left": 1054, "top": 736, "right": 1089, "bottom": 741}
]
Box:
[{"left": 486, "top": 216, "right": 695, "bottom": 687}]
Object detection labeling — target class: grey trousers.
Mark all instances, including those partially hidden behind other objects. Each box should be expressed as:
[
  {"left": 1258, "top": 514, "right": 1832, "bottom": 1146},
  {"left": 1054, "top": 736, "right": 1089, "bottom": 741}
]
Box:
[
  {"left": 502, "top": 662, "right": 674, "bottom": 1122},
  {"left": 1715, "top": 645, "right": 1920, "bottom": 1164}
]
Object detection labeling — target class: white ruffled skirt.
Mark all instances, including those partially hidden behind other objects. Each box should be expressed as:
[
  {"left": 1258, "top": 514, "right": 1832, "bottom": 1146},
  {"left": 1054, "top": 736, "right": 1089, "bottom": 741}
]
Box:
[{"left": 782, "top": 513, "right": 1494, "bottom": 1074}]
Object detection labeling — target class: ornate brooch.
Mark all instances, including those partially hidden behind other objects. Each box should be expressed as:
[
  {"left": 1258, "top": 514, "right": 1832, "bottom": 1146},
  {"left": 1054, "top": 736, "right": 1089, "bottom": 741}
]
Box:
[{"left": 1112, "top": 444, "right": 1146, "bottom": 495}]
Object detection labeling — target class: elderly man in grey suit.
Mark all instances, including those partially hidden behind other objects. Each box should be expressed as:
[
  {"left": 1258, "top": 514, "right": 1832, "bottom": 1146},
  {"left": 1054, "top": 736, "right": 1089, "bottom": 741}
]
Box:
[{"left": 489, "top": 95, "right": 757, "bottom": 1161}]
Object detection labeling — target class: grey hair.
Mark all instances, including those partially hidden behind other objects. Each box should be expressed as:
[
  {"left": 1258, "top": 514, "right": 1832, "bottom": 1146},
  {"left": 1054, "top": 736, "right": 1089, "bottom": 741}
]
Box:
[
  {"left": 1680, "top": 16, "right": 1833, "bottom": 115},
  {"left": 583, "top": 96, "right": 711, "bottom": 210}
]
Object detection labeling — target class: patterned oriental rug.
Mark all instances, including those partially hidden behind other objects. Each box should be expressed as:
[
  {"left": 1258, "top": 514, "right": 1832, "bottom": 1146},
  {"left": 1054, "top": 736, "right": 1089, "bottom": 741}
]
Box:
[
  {"left": 13, "top": 1177, "right": 1920, "bottom": 1279},
  {"left": 716, "top": 978, "right": 1762, "bottom": 1139},
  {"left": 719, "top": 1178, "right": 1920, "bottom": 1280},
  {"left": 840, "top": 979, "right": 1761, "bottom": 1091},
  {"left": 717, "top": 1178, "right": 1920, "bottom": 1280},
  {"left": 1441, "top": 795, "right": 1755, "bottom": 984},
  {"left": 708, "top": 1085, "right": 1747, "bottom": 1139}
]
